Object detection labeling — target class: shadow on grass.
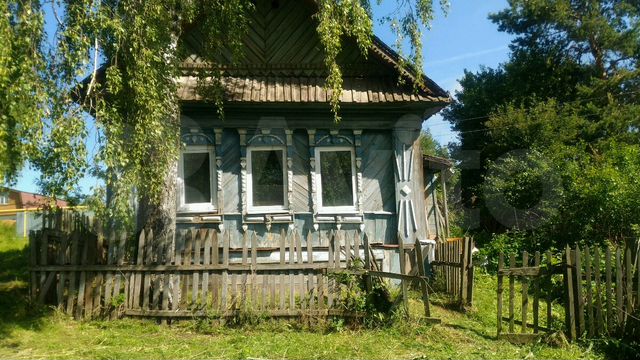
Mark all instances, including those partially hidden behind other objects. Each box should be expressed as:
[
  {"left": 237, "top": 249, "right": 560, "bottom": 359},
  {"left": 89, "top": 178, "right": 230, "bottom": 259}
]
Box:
[
  {"left": 439, "top": 322, "right": 497, "bottom": 341},
  {"left": 0, "top": 244, "right": 54, "bottom": 340}
]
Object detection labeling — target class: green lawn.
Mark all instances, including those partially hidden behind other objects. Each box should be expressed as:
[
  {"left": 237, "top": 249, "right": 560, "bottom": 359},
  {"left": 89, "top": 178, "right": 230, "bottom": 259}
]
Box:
[{"left": 0, "top": 226, "right": 617, "bottom": 359}]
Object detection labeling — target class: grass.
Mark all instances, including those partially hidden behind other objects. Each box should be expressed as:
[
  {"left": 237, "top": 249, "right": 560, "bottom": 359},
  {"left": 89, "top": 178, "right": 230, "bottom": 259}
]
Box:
[{"left": 0, "top": 225, "right": 622, "bottom": 359}]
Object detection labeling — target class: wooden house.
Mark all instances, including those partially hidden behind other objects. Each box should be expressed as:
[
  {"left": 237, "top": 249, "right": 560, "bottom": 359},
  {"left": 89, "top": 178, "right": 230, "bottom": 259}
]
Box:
[{"left": 171, "top": 0, "right": 451, "bottom": 272}]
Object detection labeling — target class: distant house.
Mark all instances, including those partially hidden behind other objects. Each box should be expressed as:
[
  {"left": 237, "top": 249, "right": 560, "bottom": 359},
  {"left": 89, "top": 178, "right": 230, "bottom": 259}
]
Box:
[{"left": 0, "top": 188, "right": 70, "bottom": 236}]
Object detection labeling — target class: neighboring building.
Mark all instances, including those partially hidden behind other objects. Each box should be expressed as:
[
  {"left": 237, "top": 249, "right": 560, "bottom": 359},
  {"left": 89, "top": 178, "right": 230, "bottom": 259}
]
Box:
[
  {"left": 423, "top": 154, "right": 454, "bottom": 240},
  {"left": 0, "top": 188, "right": 70, "bottom": 237}
]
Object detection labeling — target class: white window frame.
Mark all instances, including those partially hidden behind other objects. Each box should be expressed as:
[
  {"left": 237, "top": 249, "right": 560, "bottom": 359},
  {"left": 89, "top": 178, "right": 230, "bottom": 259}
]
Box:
[
  {"left": 177, "top": 145, "right": 216, "bottom": 213},
  {"left": 0, "top": 192, "right": 8, "bottom": 205},
  {"left": 315, "top": 146, "right": 357, "bottom": 214},
  {"left": 247, "top": 146, "right": 288, "bottom": 213}
]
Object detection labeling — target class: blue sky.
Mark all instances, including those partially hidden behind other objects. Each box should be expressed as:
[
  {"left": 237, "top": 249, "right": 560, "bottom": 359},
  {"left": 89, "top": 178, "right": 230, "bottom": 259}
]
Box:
[{"left": 14, "top": 0, "right": 513, "bottom": 195}]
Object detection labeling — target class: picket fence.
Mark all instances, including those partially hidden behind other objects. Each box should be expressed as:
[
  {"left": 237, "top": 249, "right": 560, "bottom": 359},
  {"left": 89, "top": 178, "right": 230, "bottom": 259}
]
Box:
[{"left": 29, "top": 211, "right": 464, "bottom": 321}]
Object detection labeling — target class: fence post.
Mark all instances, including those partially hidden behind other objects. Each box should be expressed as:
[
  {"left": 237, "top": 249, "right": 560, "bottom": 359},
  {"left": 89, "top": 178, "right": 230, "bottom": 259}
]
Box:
[
  {"left": 497, "top": 253, "right": 504, "bottom": 336},
  {"left": 564, "top": 244, "right": 577, "bottom": 341},
  {"left": 414, "top": 237, "right": 430, "bottom": 317},
  {"left": 466, "top": 238, "right": 475, "bottom": 306},
  {"left": 460, "top": 238, "right": 469, "bottom": 305}
]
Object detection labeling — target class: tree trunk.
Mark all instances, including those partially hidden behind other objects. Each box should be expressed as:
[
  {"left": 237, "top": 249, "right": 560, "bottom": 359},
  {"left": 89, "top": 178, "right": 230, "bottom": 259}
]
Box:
[{"left": 136, "top": 159, "right": 178, "bottom": 262}]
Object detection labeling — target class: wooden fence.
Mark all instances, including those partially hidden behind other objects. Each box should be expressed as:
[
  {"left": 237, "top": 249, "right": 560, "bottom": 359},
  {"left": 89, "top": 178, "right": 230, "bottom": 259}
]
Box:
[
  {"left": 497, "top": 242, "right": 639, "bottom": 343},
  {"left": 431, "top": 237, "right": 474, "bottom": 305},
  {"left": 565, "top": 243, "right": 639, "bottom": 340},
  {"left": 29, "top": 212, "right": 447, "bottom": 321}
]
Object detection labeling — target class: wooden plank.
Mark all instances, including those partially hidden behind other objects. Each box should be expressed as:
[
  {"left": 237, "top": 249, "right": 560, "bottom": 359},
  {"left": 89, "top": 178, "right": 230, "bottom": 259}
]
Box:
[
  {"left": 585, "top": 245, "right": 594, "bottom": 337},
  {"left": 593, "top": 247, "right": 604, "bottom": 336},
  {"left": 296, "top": 231, "right": 304, "bottom": 310},
  {"left": 345, "top": 229, "right": 351, "bottom": 268},
  {"left": 211, "top": 230, "right": 219, "bottom": 310},
  {"left": 133, "top": 230, "right": 147, "bottom": 309},
  {"left": 467, "top": 238, "right": 475, "bottom": 305},
  {"left": 192, "top": 229, "right": 201, "bottom": 304},
  {"left": 241, "top": 231, "right": 248, "bottom": 309},
  {"left": 616, "top": 246, "right": 624, "bottom": 332},
  {"left": 66, "top": 231, "right": 79, "bottom": 315},
  {"left": 363, "top": 232, "right": 372, "bottom": 293},
  {"left": 202, "top": 230, "right": 212, "bottom": 300},
  {"left": 307, "top": 231, "right": 314, "bottom": 310},
  {"left": 279, "top": 229, "right": 286, "bottom": 310},
  {"left": 289, "top": 230, "right": 296, "bottom": 310},
  {"left": 615, "top": 247, "right": 623, "bottom": 332},
  {"left": 415, "top": 238, "right": 430, "bottom": 317},
  {"left": 354, "top": 231, "right": 361, "bottom": 262},
  {"left": 142, "top": 229, "right": 154, "bottom": 311},
  {"left": 75, "top": 234, "right": 88, "bottom": 319},
  {"left": 221, "top": 231, "right": 229, "bottom": 314},
  {"left": 497, "top": 253, "right": 504, "bottom": 336},
  {"left": 398, "top": 234, "right": 408, "bottom": 313},
  {"left": 251, "top": 232, "right": 258, "bottom": 309},
  {"left": 327, "top": 231, "right": 334, "bottom": 307},
  {"left": 624, "top": 245, "right": 632, "bottom": 330},
  {"left": 460, "top": 238, "right": 469, "bottom": 304},
  {"left": 575, "top": 245, "right": 584, "bottom": 337},
  {"left": 564, "top": 245, "right": 576, "bottom": 341},
  {"left": 509, "top": 253, "right": 515, "bottom": 333},
  {"left": 546, "top": 251, "right": 552, "bottom": 331},
  {"left": 533, "top": 251, "right": 540, "bottom": 334},
  {"left": 605, "top": 246, "right": 613, "bottom": 335},
  {"left": 521, "top": 251, "right": 529, "bottom": 333}
]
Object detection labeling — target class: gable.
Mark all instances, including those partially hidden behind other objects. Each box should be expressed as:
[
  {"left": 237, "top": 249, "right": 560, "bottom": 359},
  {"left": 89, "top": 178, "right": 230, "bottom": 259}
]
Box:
[{"left": 178, "top": 0, "right": 449, "bottom": 105}]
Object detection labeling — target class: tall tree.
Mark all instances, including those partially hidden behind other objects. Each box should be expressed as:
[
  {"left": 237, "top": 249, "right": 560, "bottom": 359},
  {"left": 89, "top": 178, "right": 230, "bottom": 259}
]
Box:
[{"left": 444, "top": 0, "right": 639, "bottom": 236}]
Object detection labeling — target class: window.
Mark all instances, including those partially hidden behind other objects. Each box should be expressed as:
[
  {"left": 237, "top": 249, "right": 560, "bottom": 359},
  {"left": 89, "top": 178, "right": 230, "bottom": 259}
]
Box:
[
  {"left": 0, "top": 192, "right": 8, "bottom": 205},
  {"left": 178, "top": 146, "right": 215, "bottom": 212},
  {"left": 315, "top": 147, "right": 357, "bottom": 213},
  {"left": 247, "top": 146, "right": 287, "bottom": 212}
]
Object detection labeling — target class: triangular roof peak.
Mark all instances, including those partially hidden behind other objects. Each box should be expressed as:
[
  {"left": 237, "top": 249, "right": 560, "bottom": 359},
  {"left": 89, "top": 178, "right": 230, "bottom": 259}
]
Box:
[{"left": 178, "top": 0, "right": 450, "bottom": 105}]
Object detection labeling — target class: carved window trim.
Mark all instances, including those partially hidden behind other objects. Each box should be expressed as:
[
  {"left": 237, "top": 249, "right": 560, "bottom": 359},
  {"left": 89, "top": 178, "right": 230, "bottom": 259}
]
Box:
[
  {"left": 314, "top": 146, "right": 358, "bottom": 214},
  {"left": 246, "top": 145, "right": 289, "bottom": 214},
  {"left": 177, "top": 145, "right": 216, "bottom": 214}
]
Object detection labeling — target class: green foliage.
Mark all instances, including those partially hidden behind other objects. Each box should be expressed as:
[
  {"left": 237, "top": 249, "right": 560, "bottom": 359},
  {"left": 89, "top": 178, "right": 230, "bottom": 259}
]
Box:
[
  {"left": 0, "top": 0, "right": 46, "bottom": 185},
  {"left": 419, "top": 129, "right": 448, "bottom": 157},
  {"left": 444, "top": 0, "right": 640, "bottom": 251}
]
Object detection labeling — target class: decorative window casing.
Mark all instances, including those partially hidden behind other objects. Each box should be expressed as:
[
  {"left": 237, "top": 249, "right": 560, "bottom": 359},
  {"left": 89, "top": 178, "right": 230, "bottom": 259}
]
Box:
[
  {"left": 246, "top": 146, "right": 288, "bottom": 213},
  {"left": 177, "top": 130, "right": 217, "bottom": 213},
  {"left": 315, "top": 146, "right": 357, "bottom": 214}
]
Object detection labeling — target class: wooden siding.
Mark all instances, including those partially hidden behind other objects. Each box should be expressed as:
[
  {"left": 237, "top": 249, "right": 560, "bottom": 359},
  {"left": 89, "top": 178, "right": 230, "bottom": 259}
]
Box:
[
  {"left": 361, "top": 131, "right": 395, "bottom": 213},
  {"left": 177, "top": 0, "right": 450, "bottom": 105},
  {"left": 220, "top": 129, "right": 242, "bottom": 213},
  {"left": 291, "top": 130, "right": 311, "bottom": 213}
]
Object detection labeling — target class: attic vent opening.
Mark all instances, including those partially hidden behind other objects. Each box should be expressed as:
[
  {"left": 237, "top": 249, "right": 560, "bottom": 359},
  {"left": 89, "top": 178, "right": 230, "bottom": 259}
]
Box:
[{"left": 271, "top": 0, "right": 279, "bottom": 9}]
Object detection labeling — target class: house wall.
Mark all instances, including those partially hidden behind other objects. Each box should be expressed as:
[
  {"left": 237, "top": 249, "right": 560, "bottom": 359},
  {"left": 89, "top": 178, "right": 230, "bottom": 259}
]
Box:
[{"left": 175, "top": 105, "right": 430, "bottom": 248}]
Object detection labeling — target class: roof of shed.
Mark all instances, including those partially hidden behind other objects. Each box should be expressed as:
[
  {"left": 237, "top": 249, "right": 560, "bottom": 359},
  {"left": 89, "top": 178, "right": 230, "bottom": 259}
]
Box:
[{"left": 423, "top": 154, "right": 453, "bottom": 171}]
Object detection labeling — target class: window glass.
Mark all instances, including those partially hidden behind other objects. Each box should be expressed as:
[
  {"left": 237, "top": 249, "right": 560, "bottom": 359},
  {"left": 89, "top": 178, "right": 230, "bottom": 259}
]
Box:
[
  {"left": 320, "top": 150, "right": 354, "bottom": 207},
  {"left": 0, "top": 193, "right": 8, "bottom": 205},
  {"left": 251, "top": 149, "right": 285, "bottom": 207},
  {"left": 183, "top": 152, "right": 211, "bottom": 204}
]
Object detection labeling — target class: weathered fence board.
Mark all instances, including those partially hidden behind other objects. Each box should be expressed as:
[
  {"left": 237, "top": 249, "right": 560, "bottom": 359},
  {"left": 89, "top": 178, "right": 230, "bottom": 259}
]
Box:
[
  {"left": 497, "top": 242, "right": 638, "bottom": 343},
  {"left": 430, "top": 237, "right": 474, "bottom": 306}
]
